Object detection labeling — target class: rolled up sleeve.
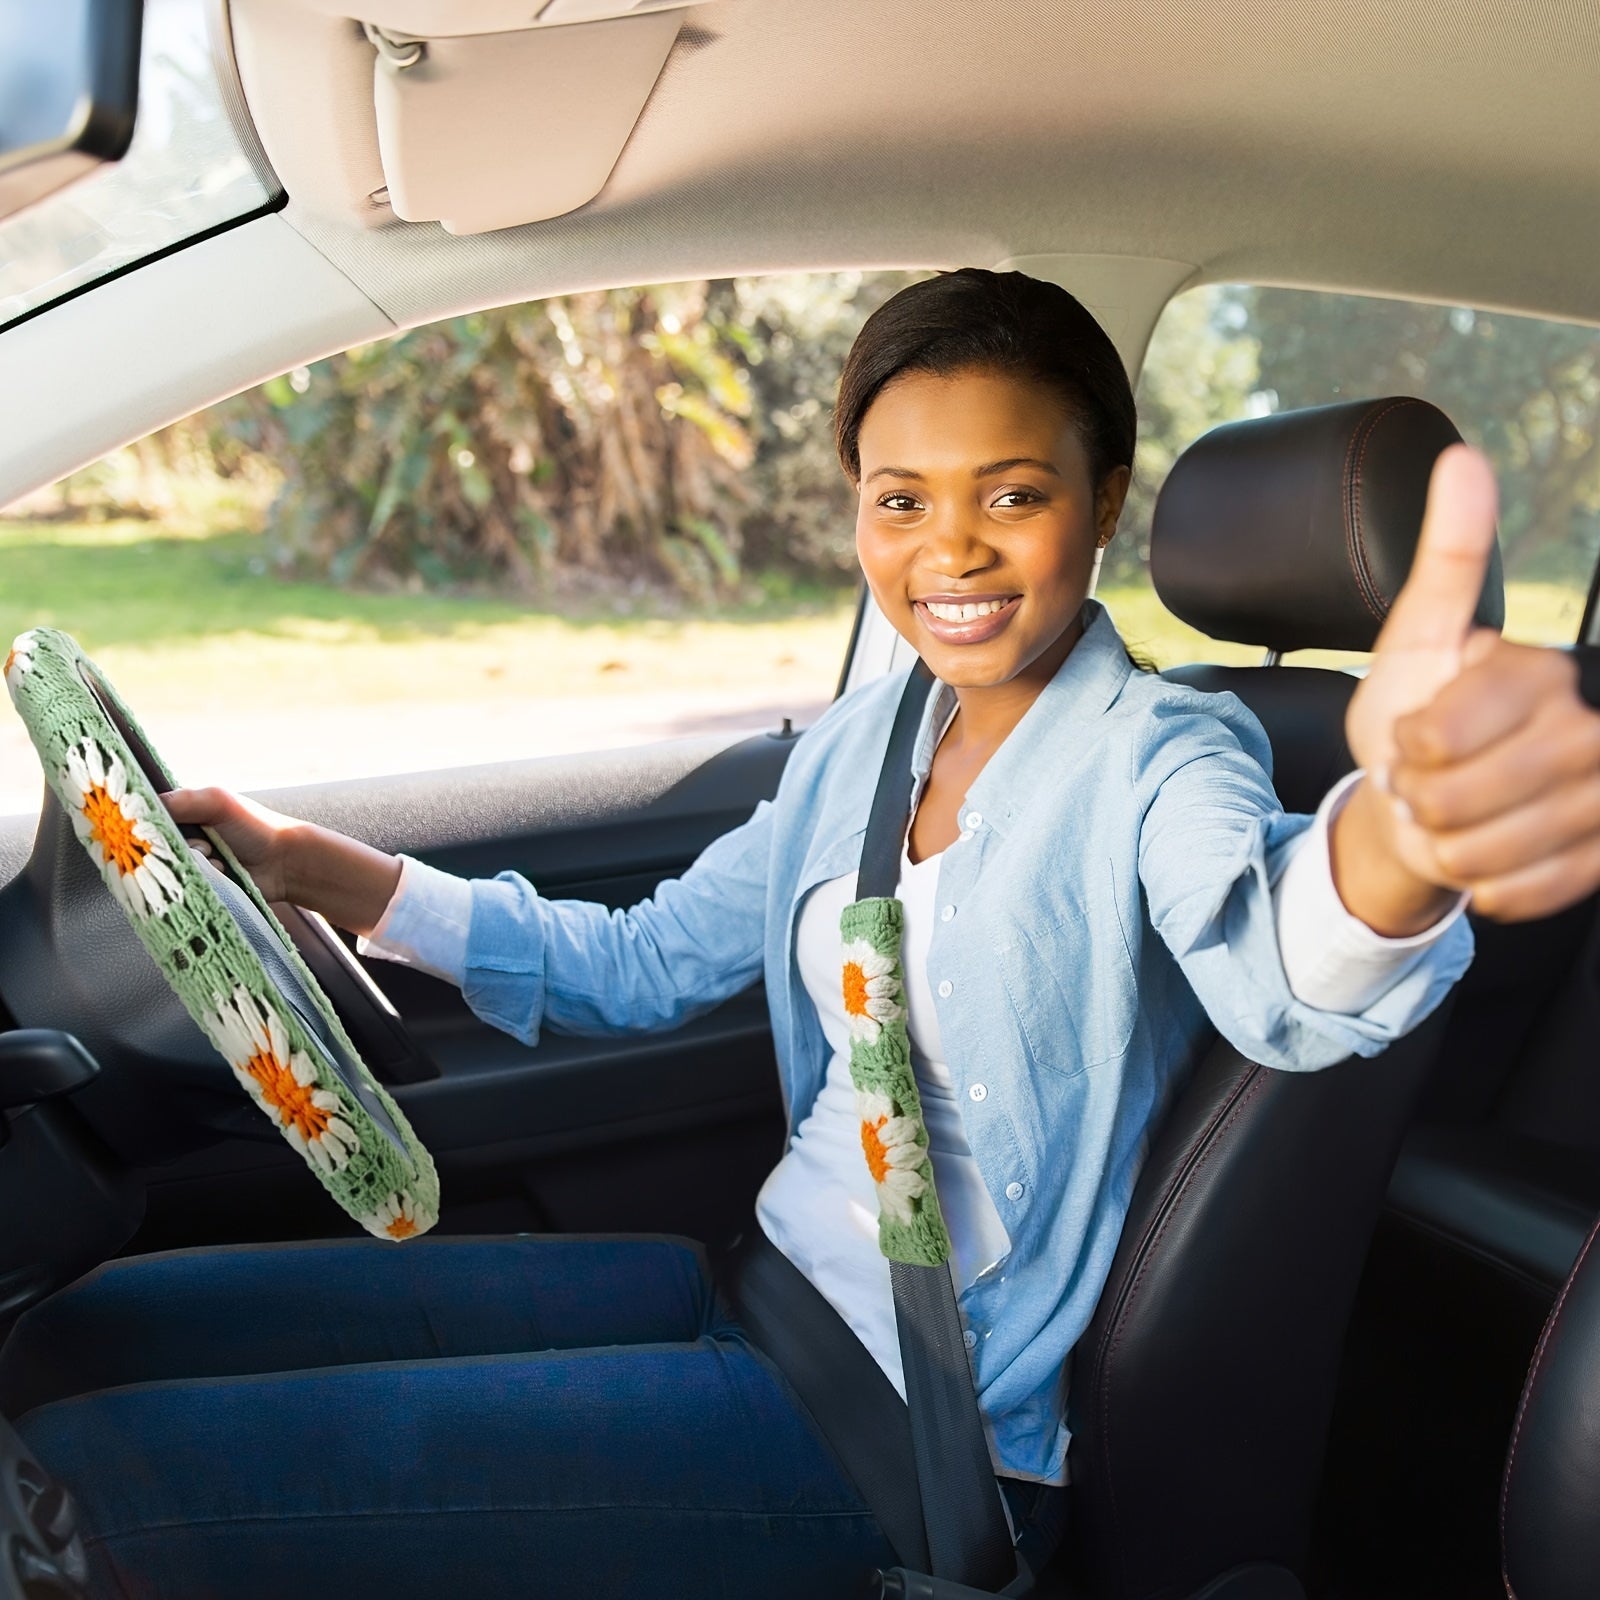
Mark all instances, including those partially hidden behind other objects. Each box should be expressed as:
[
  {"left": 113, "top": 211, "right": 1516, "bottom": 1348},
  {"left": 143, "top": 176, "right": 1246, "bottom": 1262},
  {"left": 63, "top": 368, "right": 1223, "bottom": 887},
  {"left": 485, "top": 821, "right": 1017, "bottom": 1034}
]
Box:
[
  {"left": 1273, "top": 770, "right": 1469, "bottom": 1014},
  {"left": 358, "top": 856, "right": 475, "bottom": 985}
]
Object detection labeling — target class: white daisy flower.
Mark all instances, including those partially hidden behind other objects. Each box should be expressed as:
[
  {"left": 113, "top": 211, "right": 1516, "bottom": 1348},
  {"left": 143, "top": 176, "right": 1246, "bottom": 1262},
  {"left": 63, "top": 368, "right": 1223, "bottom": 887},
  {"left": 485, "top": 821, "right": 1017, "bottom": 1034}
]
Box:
[
  {"left": 3, "top": 632, "right": 37, "bottom": 699},
  {"left": 841, "top": 936, "right": 904, "bottom": 1045},
  {"left": 59, "top": 738, "right": 184, "bottom": 918},
  {"left": 359, "top": 1190, "right": 429, "bottom": 1242},
  {"left": 200, "top": 986, "right": 359, "bottom": 1174},
  {"left": 857, "top": 1087, "right": 929, "bottom": 1225}
]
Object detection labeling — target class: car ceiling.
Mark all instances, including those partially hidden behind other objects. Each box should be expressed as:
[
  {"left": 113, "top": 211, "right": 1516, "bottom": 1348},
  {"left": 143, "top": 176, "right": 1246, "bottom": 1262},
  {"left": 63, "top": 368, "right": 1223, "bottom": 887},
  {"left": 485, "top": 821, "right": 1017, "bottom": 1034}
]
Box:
[
  {"left": 246, "top": 0, "right": 1600, "bottom": 328},
  {"left": 4, "top": 0, "right": 1600, "bottom": 508}
]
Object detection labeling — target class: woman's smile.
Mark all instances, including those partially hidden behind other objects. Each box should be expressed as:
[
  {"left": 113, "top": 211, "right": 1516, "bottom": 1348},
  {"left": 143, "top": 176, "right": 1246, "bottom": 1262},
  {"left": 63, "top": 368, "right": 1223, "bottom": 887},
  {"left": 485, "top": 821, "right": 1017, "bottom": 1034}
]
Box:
[
  {"left": 852, "top": 367, "right": 1128, "bottom": 705},
  {"left": 912, "top": 593, "right": 1021, "bottom": 645}
]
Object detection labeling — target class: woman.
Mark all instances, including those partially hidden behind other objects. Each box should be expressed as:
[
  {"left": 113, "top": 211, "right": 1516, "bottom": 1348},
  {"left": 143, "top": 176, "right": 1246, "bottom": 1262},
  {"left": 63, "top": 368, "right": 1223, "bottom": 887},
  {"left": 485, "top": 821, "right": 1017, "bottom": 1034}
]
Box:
[{"left": 7, "top": 270, "right": 1600, "bottom": 1599}]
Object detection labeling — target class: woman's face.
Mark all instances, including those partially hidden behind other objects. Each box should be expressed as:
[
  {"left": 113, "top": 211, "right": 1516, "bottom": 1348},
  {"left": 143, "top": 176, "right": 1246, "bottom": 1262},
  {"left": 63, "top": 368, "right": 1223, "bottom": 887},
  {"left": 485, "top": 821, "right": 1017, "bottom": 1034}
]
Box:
[{"left": 854, "top": 367, "right": 1130, "bottom": 692}]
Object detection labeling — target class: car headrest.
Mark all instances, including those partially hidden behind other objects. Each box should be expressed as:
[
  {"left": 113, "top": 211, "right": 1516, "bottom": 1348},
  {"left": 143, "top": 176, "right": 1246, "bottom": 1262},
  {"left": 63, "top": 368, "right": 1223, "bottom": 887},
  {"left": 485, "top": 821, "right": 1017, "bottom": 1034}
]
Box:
[{"left": 1149, "top": 397, "right": 1506, "bottom": 654}]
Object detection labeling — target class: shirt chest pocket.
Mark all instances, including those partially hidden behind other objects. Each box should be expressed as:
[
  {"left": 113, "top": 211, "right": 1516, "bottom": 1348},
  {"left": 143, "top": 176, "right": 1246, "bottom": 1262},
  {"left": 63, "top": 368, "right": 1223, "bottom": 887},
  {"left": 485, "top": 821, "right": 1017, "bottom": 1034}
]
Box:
[{"left": 995, "top": 864, "right": 1140, "bottom": 1079}]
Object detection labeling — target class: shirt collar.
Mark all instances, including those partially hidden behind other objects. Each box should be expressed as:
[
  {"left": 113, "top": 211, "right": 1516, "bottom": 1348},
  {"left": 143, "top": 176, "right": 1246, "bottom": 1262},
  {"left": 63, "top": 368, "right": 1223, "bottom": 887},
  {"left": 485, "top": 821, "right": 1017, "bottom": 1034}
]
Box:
[{"left": 908, "top": 600, "right": 1133, "bottom": 838}]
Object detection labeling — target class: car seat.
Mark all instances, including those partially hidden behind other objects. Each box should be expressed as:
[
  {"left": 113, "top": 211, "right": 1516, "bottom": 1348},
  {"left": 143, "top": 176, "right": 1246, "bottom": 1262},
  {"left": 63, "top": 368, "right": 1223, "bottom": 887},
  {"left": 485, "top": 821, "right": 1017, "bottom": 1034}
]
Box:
[
  {"left": 1499, "top": 1200, "right": 1600, "bottom": 1600},
  {"left": 1059, "top": 398, "right": 1505, "bottom": 1599}
]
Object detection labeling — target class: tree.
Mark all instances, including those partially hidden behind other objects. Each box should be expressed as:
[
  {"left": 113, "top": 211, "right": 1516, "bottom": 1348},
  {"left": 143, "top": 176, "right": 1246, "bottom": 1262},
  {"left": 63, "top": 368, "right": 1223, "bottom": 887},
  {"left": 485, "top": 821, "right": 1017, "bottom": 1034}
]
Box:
[
  {"left": 138, "top": 272, "right": 919, "bottom": 601},
  {"left": 1115, "top": 286, "right": 1257, "bottom": 583},
  {"left": 1235, "top": 287, "right": 1600, "bottom": 574},
  {"left": 201, "top": 284, "right": 756, "bottom": 599}
]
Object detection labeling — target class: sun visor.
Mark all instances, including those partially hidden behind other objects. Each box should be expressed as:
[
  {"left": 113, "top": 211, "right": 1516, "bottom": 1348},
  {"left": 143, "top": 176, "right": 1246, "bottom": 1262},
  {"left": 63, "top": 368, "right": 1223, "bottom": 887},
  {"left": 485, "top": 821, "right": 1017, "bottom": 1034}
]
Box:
[{"left": 355, "top": 1, "right": 699, "bottom": 235}]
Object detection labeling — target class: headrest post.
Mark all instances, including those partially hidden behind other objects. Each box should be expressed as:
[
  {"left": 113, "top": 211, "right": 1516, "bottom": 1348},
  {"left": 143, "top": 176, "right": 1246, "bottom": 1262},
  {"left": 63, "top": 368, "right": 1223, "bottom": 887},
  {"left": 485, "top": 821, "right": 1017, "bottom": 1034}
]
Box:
[{"left": 1261, "top": 648, "right": 1282, "bottom": 667}]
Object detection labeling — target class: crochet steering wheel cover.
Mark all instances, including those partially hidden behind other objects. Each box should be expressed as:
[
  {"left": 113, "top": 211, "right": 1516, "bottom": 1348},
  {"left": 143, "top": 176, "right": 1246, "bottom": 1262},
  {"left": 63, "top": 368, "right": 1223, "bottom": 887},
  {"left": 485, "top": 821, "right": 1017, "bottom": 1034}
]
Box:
[{"left": 4, "top": 628, "right": 439, "bottom": 1240}]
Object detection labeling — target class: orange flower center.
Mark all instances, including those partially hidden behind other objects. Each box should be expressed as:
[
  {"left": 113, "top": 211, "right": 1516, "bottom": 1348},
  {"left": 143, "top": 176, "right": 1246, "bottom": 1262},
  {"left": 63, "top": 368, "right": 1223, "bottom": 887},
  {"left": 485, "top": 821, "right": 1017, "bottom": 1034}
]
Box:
[
  {"left": 82, "top": 783, "right": 151, "bottom": 877},
  {"left": 843, "top": 960, "right": 870, "bottom": 1018},
  {"left": 244, "top": 1048, "right": 332, "bottom": 1143},
  {"left": 386, "top": 1213, "right": 419, "bottom": 1240},
  {"left": 861, "top": 1115, "right": 891, "bottom": 1184}
]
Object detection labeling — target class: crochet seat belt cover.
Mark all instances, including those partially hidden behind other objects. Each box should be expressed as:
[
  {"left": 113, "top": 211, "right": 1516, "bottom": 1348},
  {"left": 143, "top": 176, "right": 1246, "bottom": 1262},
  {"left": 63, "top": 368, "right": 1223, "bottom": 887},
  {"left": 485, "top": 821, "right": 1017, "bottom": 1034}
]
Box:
[
  {"left": 4, "top": 628, "right": 439, "bottom": 1240},
  {"left": 840, "top": 893, "right": 952, "bottom": 1266}
]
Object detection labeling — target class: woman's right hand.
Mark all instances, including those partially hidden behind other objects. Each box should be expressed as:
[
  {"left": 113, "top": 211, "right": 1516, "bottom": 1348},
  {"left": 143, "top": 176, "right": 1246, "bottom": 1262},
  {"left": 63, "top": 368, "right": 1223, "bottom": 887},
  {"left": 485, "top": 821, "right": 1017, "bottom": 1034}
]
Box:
[
  {"left": 161, "top": 787, "right": 304, "bottom": 903},
  {"left": 160, "top": 786, "right": 403, "bottom": 936}
]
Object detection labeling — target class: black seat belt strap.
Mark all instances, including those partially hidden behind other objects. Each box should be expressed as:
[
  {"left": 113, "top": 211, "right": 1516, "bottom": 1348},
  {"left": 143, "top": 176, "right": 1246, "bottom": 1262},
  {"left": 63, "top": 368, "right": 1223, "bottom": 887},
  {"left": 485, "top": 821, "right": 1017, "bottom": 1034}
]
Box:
[{"left": 858, "top": 660, "right": 1016, "bottom": 1591}]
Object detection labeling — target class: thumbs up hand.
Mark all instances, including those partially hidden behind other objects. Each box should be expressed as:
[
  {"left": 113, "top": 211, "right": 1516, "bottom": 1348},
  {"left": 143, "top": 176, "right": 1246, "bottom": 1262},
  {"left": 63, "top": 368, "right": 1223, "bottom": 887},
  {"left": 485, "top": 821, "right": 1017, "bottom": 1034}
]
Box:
[{"left": 1335, "top": 444, "right": 1600, "bottom": 930}]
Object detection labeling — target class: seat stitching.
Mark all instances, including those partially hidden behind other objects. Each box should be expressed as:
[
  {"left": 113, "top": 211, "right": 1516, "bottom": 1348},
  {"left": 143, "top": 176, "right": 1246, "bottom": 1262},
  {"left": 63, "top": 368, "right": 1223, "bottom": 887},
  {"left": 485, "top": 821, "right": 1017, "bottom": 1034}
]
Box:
[
  {"left": 1499, "top": 1211, "right": 1600, "bottom": 1600},
  {"left": 1344, "top": 399, "right": 1426, "bottom": 625},
  {"left": 1093, "top": 1064, "right": 1270, "bottom": 1591}
]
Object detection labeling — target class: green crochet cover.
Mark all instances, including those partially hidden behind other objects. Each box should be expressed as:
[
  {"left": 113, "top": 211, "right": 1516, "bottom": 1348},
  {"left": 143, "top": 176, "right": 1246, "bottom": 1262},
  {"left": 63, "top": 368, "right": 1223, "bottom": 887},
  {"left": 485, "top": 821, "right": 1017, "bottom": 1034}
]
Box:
[
  {"left": 840, "top": 895, "right": 952, "bottom": 1266},
  {"left": 3, "top": 628, "right": 439, "bottom": 1241}
]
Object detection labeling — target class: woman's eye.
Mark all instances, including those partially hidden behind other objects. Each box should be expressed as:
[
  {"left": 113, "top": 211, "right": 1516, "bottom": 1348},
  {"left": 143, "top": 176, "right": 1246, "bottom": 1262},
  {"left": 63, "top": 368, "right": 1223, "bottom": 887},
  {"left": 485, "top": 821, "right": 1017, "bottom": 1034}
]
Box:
[
  {"left": 993, "top": 488, "right": 1044, "bottom": 508},
  {"left": 878, "top": 493, "right": 921, "bottom": 512}
]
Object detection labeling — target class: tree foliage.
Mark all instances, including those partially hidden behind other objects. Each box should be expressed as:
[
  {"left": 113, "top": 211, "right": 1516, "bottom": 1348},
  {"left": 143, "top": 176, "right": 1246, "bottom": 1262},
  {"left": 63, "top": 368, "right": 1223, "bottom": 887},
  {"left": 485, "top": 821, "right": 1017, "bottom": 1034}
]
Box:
[
  {"left": 204, "top": 284, "right": 755, "bottom": 599},
  {"left": 1110, "top": 288, "right": 1257, "bottom": 582},
  {"left": 1238, "top": 287, "right": 1600, "bottom": 570},
  {"left": 44, "top": 273, "right": 1600, "bottom": 599},
  {"left": 170, "top": 273, "right": 917, "bottom": 601}
]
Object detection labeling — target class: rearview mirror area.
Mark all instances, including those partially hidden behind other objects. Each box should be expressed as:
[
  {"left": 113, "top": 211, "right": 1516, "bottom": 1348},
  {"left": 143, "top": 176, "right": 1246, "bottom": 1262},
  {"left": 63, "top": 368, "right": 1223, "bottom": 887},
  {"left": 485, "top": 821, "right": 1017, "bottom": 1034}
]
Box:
[{"left": 0, "top": 0, "right": 142, "bottom": 224}]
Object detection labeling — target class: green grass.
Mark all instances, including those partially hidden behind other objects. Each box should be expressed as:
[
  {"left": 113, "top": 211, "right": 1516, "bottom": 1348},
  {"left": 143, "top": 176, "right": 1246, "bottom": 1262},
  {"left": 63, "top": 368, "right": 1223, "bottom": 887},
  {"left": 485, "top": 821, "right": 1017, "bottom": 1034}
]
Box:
[
  {"left": 1097, "top": 577, "right": 1588, "bottom": 670},
  {"left": 0, "top": 517, "right": 858, "bottom": 714},
  {"left": 0, "top": 516, "right": 1587, "bottom": 721}
]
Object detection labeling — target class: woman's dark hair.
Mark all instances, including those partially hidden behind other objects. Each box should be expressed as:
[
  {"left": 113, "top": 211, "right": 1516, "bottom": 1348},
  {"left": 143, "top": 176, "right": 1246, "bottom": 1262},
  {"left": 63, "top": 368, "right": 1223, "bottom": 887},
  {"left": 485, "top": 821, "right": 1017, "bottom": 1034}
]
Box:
[{"left": 834, "top": 268, "right": 1136, "bottom": 488}]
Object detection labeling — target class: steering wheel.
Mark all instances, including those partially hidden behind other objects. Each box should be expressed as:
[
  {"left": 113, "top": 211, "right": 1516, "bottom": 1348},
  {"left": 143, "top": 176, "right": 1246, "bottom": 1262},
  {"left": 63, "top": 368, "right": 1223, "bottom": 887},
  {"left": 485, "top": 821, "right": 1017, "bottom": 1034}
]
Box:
[{"left": 2, "top": 629, "right": 439, "bottom": 1241}]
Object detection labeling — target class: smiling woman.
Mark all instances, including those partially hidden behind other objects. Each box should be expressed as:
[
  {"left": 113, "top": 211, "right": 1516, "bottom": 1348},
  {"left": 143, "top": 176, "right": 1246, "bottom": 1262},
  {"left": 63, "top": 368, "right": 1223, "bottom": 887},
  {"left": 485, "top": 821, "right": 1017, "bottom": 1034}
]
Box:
[
  {"left": 838, "top": 271, "right": 1136, "bottom": 860},
  {"left": 22, "top": 268, "right": 1597, "bottom": 1600}
]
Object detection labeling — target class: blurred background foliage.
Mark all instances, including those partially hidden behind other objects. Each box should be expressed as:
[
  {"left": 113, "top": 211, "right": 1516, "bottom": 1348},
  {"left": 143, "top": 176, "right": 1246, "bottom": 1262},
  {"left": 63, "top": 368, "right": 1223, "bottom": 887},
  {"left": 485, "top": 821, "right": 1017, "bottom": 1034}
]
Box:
[
  {"left": 57, "top": 272, "right": 917, "bottom": 604},
  {"left": 36, "top": 275, "right": 1600, "bottom": 601}
]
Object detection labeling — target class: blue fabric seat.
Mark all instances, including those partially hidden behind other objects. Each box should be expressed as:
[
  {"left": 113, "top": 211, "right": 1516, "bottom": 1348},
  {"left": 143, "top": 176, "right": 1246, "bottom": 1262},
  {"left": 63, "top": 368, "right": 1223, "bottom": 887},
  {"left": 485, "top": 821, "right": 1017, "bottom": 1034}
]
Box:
[{"left": 0, "top": 1236, "right": 895, "bottom": 1600}]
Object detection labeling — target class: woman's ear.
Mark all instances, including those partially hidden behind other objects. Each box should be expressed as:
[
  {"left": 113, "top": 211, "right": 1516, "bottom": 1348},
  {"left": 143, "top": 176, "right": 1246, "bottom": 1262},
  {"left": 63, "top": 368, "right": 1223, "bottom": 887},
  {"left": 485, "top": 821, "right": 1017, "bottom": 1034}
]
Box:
[{"left": 1095, "top": 465, "right": 1133, "bottom": 548}]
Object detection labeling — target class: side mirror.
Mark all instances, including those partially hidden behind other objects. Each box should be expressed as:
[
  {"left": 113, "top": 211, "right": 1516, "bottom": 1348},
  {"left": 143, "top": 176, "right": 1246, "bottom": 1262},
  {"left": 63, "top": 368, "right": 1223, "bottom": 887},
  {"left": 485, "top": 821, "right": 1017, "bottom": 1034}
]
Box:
[{"left": 0, "top": 0, "right": 142, "bottom": 224}]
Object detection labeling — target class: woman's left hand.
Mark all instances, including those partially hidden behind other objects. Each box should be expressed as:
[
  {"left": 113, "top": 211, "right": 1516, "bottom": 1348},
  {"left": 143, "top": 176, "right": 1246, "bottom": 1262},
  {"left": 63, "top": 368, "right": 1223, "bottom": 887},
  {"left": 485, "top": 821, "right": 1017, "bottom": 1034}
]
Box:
[
  {"left": 1340, "top": 443, "right": 1600, "bottom": 928},
  {"left": 1383, "top": 632, "right": 1600, "bottom": 920}
]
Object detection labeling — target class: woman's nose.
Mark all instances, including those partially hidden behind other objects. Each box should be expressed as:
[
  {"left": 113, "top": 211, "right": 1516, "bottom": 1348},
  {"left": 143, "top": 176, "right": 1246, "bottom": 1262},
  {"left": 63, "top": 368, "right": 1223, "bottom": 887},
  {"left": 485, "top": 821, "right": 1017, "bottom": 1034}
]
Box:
[{"left": 924, "top": 506, "right": 997, "bottom": 577}]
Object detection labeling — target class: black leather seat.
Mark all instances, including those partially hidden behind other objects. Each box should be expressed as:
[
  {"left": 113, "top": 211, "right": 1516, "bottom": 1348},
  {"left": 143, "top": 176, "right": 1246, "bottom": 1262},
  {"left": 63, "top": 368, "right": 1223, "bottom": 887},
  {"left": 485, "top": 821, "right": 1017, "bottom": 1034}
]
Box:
[
  {"left": 1061, "top": 399, "right": 1504, "bottom": 1599},
  {"left": 1501, "top": 1210, "right": 1600, "bottom": 1600}
]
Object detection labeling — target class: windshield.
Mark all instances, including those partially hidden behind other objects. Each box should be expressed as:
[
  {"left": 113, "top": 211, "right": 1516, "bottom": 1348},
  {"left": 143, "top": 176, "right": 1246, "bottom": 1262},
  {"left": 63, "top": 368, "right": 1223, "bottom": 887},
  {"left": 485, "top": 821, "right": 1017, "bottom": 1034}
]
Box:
[{"left": 0, "top": 0, "right": 277, "bottom": 330}]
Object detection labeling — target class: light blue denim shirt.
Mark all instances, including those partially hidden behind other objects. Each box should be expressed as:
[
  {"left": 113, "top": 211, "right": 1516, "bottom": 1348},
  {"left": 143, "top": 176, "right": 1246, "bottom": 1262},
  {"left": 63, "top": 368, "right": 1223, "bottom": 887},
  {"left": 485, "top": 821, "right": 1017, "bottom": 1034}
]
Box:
[{"left": 400, "top": 601, "right": 1473, "bottom": 1481}]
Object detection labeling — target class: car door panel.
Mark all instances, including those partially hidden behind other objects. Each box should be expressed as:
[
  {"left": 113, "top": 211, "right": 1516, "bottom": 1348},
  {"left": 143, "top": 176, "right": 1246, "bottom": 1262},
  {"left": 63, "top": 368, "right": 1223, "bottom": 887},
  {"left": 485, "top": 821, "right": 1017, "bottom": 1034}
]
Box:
[{"left": 0, "top": 727, "right": 804, "bottom": 1253}]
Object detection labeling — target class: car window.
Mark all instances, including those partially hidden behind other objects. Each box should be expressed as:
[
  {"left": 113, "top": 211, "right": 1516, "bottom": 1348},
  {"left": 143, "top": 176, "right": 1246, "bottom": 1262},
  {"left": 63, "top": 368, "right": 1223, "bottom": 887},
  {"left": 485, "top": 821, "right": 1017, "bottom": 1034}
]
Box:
[
  {"left": 0, "top": 272, "right": 917, "bottom": 818},
  {"left": 1102, "top": 284, "right": 1600, "bottom": 668},
  {"left": 0, "top": 0, "right": 277, "bottom": 330}
]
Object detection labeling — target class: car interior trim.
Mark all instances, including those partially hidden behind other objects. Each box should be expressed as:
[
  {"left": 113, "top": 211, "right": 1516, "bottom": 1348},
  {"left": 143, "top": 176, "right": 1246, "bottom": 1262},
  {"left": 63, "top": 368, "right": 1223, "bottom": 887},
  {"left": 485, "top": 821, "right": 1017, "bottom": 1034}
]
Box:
[
  {"left": 0, "top": 214, "right": 393, "bottom": 509},
  {"left": 203, "top": 0, "right": 283, "bottom": 204}
]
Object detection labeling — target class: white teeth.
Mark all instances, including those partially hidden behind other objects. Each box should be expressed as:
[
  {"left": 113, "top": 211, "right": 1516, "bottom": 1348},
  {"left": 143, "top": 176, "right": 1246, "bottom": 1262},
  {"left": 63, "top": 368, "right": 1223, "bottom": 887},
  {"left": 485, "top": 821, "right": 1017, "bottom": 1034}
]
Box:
[{"left": 923, "top": 599, "right": 1007, "bottom": 622}]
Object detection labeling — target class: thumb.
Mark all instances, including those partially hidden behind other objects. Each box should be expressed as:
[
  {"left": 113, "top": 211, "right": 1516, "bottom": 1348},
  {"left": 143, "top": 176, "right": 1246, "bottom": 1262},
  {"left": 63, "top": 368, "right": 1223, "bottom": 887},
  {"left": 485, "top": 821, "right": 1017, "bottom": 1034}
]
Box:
[
  {"left": 159, "top": 786, "right": 223, "bottom": 825},
  {"left": 1373, "top": 443, "right": 1499, "bottom": 656}
]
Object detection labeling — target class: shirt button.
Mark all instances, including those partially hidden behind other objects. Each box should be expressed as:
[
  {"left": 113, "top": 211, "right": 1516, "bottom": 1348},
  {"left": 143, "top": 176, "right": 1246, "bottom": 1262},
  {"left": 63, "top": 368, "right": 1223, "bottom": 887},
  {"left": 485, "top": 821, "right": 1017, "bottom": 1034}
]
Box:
[
  {"left": 937, "top": 979, "right": 953, "bottom": 999},
  {"left": 1005, "top": 1181, "right": 1025, "bottom": 1202},
  {"left": 964, "top": 811, "right": 983, "bottom": 830},
  {"left": 962, "top": 1328, "right": 978, "bottom": 1350},
  {"left": 968, "top": 1083, "right": 988, "bottom": 1102},
  {"left": 940, "top": 904, "right": 956, "bottom": 922}
]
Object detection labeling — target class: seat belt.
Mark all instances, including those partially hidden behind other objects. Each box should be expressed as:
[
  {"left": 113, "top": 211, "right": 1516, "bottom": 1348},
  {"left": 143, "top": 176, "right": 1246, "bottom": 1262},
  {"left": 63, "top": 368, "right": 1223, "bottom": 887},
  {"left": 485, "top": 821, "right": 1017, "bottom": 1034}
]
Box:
[{"left": 848, "top": 658, "right": 1017, "bottom": 1591}]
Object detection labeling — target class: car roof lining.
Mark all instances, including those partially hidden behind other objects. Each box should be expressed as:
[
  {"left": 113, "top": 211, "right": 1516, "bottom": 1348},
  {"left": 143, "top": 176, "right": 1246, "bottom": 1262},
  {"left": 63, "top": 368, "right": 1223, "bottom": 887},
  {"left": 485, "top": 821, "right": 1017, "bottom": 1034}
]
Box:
[
  {"left": 6, "top": 0, "right": 1600, "bottom": 512},
  {"left": 232, "top": 0, "right": 1600, "bottom": 331}
]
